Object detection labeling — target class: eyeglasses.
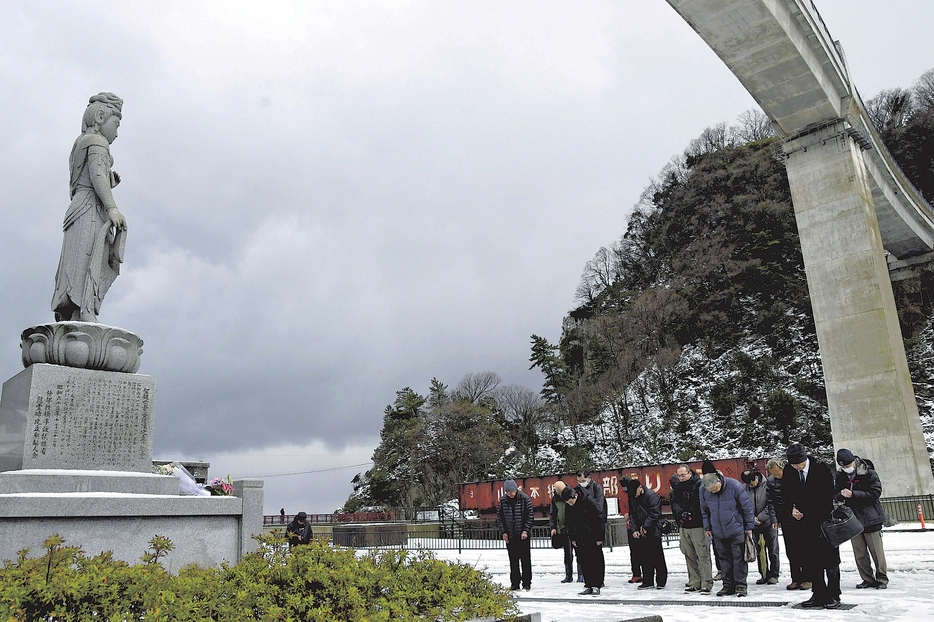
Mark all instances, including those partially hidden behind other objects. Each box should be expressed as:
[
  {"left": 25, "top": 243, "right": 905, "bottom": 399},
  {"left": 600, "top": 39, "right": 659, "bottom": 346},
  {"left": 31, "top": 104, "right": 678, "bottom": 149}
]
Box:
[{"left": 676, "top": 471, "right": 691, "bottom": 479}]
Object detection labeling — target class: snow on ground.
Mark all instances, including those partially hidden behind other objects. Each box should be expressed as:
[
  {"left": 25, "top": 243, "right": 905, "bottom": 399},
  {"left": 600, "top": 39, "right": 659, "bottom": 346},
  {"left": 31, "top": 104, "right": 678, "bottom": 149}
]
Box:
[{"left": 433, "top": 526, "right": 934, "bottom": 622}]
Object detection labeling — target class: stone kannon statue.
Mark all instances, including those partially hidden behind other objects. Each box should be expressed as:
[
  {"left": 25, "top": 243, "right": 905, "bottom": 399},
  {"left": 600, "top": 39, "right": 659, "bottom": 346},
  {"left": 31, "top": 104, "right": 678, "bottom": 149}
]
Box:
[{"left": 51, "top": 92, "right": 127, "bottom": 323}]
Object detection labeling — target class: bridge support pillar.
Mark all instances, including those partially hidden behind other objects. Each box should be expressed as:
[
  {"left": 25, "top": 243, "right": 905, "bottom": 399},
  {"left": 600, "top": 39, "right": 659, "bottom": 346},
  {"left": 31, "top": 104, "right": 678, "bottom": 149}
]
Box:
[{"left": 783, "top": 122, "right": 934, "bottom": 496}]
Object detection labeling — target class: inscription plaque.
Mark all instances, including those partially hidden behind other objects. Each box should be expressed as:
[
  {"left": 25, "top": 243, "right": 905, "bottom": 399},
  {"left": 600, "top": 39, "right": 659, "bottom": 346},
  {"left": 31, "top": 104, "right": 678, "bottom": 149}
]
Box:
[{"left": 0, "top": 363, "right": 157, "bottom": 472}]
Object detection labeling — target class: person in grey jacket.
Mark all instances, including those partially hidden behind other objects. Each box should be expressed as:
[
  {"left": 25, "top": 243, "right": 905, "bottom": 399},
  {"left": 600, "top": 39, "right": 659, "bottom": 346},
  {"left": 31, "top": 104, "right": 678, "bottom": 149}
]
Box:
[
  {"left": 497, "top": 478, "right": 535, "bottom": 591},
  {"left": 834, "top": 448, "right": 888, "bottom": 589},
  {"left": 742, "top": 469, "right": 780, "bottom": 585},
  {"left": 700, "top": 472, "right": 754, "bottom": 597}
]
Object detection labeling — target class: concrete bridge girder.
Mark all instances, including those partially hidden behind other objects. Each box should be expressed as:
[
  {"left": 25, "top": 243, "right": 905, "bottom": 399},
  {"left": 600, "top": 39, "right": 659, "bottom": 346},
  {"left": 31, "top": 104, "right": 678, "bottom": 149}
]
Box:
[
  {"left": 669, "top": 0, "right": 934, "bottom": 262},
  {"left": 665, "top": 0, "right": 934, "bottom": 496}
]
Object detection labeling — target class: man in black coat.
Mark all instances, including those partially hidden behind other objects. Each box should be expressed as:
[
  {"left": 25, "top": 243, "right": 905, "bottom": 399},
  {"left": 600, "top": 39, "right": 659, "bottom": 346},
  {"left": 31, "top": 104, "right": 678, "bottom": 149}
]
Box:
[
  {"left": 576, "top": 471, "right": 607, "bottom": 587},
  {"left": 672, "top": 464, "right": 713, "bottom": 593},
  {"left": 781, "top": 443, "right": 842, "bottom": 609},
  {"left": 834, "top": 448, "right": 888, "bottom": 589},
  {"left": 564, "top": 483, "right": 606, "bottom": 595},
  {"left": 626, "top": 479, "right": 668, "bottom": 590},
  {"left": 767, "top": 457, "right": 808, "bottom": 590},
  {"left": 286, "top": 511, "right": 312, "bottom": 549},
  {"left": 497, "top": 478, "right": 535, "bottom": 591}
]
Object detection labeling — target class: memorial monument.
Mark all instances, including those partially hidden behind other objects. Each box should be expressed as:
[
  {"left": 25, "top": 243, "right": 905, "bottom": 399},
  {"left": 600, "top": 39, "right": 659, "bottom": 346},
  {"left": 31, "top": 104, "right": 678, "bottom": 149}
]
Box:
[{"left": 0, "top": 94, "right": 263, "bottom": 569}]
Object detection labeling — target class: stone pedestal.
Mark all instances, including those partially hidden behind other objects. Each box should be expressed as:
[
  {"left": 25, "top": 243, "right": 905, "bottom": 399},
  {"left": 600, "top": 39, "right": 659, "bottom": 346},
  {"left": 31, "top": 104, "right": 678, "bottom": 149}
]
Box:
[
  {"left": 784, "top": 122, "right": 934, "bottom": 496},
  {"left": 0, "top": 325, "right": 265, "bottom": 568},
  {"left": 0, "top": 363, "right": 157, "bottom": 474},
  {"left": 0, "top": 469, "right": 178, "bottom": 495},
  {"left": 0, "top": 480, "right": 264, "bottom": 570}
]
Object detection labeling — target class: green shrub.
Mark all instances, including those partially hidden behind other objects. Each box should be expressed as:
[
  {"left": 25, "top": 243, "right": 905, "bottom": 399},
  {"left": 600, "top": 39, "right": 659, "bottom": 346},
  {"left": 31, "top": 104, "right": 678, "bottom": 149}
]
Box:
[{"left": 0, "top": 533, "right": 517, "bottom": 621}]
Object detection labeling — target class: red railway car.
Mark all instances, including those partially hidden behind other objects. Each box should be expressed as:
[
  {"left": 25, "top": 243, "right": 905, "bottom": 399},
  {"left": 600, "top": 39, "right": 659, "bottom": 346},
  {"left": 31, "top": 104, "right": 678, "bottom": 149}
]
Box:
[{"left": 458, "top": 457, "right": 766, "bottom": 518}]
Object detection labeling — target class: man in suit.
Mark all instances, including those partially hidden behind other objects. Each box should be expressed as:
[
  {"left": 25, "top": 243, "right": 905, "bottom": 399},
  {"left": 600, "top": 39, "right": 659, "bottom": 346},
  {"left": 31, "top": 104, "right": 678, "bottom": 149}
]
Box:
[{"left": 780, "top": 443, "right": 842, "bottom": 609}]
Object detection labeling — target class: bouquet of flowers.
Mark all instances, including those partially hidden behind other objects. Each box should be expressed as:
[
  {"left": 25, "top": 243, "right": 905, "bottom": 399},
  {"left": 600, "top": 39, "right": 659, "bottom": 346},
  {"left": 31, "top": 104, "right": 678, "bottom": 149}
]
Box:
[
  {"left": 167, "top": 461, "right": 211, "bottom": 496},
  {"left": 206, "top": 476, "right": 234, "bottom": 496},
  {"left": 152, "top": 463, "right": 174, "bottom": 476}
]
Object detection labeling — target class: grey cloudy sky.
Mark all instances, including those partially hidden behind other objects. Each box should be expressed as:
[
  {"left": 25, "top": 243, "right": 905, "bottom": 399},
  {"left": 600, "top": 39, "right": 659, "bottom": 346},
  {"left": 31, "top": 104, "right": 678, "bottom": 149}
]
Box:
[{"left": 1, "top": 1, "right": 931, "bottom": 515}]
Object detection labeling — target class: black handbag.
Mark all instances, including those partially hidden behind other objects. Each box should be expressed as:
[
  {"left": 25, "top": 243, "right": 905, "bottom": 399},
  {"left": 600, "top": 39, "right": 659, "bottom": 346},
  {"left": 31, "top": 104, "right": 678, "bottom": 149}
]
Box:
[
  {"left": 551, "top": 533, "right": 567, "bottom": 549},
  {"left": 820, "top": 504, "right": 864, "bottom": 547}
]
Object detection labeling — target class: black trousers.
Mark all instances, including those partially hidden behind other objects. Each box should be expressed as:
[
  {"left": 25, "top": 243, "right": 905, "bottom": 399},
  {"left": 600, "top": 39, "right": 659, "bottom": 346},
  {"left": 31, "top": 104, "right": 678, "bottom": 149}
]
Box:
[
  {"left": 802, "top": 528, "right": 841, "bottom": 601},
  {"left": 780, "top": 523, "right": 807, "bottom": 583},
  {"left": 627, "top": 529, "right": 642, "bottom": 577},
  {"left": 714, "top": 533, "right": 748, "bottom": 591},
  {"left": 506, "top": 538, "right": 532, "bottom": 589},
  {"left": 576, "top": 537, "right": 605, "bottom": 588},
  {"left": 754, "top": 526, "right": 781, "bottom": 579},
  {"left": 637, "top": 534, "right": 668, "bottom": 587},
  {"left": 560, "top": 531, "right": 574, "bottom": 579}
]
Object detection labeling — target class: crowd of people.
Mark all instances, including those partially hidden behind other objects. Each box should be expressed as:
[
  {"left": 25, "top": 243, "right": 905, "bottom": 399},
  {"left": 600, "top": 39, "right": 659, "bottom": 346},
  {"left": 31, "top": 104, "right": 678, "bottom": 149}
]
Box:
[{"left": 496, "top": 443, "right": 889, "bottom": 609}]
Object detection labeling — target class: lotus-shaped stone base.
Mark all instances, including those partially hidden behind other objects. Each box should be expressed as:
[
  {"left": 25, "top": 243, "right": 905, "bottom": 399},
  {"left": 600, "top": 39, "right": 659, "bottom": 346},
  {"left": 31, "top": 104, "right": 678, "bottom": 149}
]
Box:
[{"left": 21, "top": 322, "right": 143, "bottom": 373}]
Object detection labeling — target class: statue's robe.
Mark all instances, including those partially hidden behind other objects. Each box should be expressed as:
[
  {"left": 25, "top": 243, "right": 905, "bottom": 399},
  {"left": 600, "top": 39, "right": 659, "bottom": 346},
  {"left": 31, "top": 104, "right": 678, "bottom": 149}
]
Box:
[{"left": 51, "top": 133, "right": 124, "bottom": 322}]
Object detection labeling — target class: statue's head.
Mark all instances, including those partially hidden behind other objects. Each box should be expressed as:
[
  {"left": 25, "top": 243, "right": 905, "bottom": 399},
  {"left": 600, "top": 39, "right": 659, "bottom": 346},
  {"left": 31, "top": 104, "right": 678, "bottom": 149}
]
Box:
[{"left": 81, "top": 92, "right": 123, "bottom": 141}]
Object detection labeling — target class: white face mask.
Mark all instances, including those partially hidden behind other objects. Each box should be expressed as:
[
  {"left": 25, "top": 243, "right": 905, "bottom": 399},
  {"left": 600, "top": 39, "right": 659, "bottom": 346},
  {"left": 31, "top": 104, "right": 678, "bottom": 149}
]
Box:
[{"left": 843, "top": 466, "right": 856, "bottom": 474}]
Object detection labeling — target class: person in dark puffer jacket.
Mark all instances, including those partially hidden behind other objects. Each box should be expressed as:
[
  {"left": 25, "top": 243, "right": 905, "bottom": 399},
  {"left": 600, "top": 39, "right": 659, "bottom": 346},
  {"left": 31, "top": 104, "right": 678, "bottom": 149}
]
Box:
[
  {"left": 834, "top": 448, "right": 888, "bottom": 589},
  {"left": 497, "top": 478, "right": 534, "bottom": 591},
  {"left": 672, "top": 464, "right": 713, "bottom": 593}
]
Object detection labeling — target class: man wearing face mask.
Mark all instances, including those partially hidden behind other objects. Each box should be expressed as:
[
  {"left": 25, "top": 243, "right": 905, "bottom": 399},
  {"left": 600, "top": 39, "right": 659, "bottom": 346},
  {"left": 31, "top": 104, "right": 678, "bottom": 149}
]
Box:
[{"left": 834, "top": 448, "right": 888, "bottom": 589}]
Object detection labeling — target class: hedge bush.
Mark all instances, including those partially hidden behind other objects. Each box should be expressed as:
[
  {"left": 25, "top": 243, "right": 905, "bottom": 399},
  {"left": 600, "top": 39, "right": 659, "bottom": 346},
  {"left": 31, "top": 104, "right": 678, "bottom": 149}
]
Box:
[{"left": 0, "top": 533, "right": 517, "bottom": 621}]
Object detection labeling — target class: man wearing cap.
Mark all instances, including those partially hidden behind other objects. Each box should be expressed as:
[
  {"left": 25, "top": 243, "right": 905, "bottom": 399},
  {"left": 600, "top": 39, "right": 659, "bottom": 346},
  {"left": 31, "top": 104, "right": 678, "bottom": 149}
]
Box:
[
  {"left": 286, "top": 512, "right": 312, "bottom": 549},
  {"left": 497, "top": 478, "right": 535, "bottom": 591},
  {"left": 834, "top": 448, "right": 888, "bottom": 589},
  {"left": 782, "top": 442, "right": 842, "bottom": 609}
]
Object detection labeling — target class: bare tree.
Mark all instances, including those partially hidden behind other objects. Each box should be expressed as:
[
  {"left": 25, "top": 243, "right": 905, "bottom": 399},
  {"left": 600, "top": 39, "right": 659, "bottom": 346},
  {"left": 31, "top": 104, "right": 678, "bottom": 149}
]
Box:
[
  {"left": 495, "top": 383, "right": 549, "bottom": 448},
  {"left": 866, "top": 87, "right": 913, "bottom": 135},
  {"left": 453, "top": 371, "right": 501, "bottom": 405},
  {"left": 575, "top": 245, "right": 621, "bottom": 304},
  {"left": 732, "top": 109, "right": 775, "bottom": 143},
  {"left": 685, "top": 122, "right": 735, "bottom": 159},
  {"left": 913, "top": 68, "right": 934, "bottom": 111}
]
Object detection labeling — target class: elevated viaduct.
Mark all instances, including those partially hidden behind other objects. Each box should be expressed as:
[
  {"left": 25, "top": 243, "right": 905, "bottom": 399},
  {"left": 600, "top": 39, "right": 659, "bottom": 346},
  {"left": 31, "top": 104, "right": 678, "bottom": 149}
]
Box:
[{"left": 666, "top": 0, "right": 934, "bottom": 495}]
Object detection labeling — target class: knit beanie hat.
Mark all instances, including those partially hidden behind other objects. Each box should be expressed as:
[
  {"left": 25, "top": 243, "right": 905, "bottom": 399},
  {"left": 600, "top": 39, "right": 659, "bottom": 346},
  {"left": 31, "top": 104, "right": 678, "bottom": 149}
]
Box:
[
  {"left": 701, "top": 459, "right": 717, "bottom": 474},
  {"left": 504, "top": 478, "right": 518, "bottom": 492},
  {"left": 786, "top": 443, "right": 808, "bottom": 464}
]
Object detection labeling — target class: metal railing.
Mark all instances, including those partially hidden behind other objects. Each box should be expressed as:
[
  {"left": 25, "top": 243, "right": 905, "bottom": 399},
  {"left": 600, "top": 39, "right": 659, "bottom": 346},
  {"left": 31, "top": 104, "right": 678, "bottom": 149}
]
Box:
[
  {"left": 265, "top": 495, "right": 932, "bottom": 551},
  {"left": 879, "top": 494, "right": 934, "bottom": 525},
  {"left": 264, "top": 511, "right": 403, "bottom": 526}
]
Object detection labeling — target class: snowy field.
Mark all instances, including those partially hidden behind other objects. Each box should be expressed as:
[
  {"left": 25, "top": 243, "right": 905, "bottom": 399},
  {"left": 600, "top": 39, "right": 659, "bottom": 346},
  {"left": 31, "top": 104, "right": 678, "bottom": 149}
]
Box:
[{"left": 432, "top": 526, "right": 934, "bottom": 622}]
